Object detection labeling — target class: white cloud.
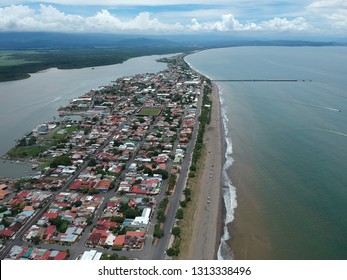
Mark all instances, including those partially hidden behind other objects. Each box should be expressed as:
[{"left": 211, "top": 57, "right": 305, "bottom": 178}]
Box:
[
  {"left": 0, "top": 4, "right": 184, "bottom": 33},
  {"left": 325, "top": 9, "right": 347, "bottom": 29},
  {"left": 308, "top": 0, "right": 347, "bottom": 9},
  {"left": 188, "top": 14, "right": 261, "bottom": 32},
  {"left": 307, "top": 0, "right": 347, "bottom": 32},
  {"left": 0, "top": 0, "right": 232, "bottom": 6},
  {"left": 260, "top": 17, "right": 313, "bottom": 32},
  {"left": 0, "top": 4, "right": 322, "bottom": 34}
]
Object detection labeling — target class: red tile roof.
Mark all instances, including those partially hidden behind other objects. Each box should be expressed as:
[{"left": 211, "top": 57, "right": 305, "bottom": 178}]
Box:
[
  {"left": 126, "top": 231, "right": 145, "bottom": 237},
  {"left": 113, "top": 235, "right": 125, "bottom": 246}
]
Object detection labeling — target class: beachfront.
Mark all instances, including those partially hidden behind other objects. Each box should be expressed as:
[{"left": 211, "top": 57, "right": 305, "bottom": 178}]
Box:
[
  {"left": 178, "top": 81, "right": 223, "bottom": 259},
  {"left": 0, "top": 53, "right": 225, "bottom": 260}
]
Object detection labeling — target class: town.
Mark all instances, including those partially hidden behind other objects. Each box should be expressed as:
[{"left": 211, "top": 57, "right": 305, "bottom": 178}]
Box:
[{"left": 0, "top": 54, "right": 212, "bottom": 260}]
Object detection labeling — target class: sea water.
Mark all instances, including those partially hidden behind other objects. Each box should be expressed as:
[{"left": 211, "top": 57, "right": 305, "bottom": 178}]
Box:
[{"left": 186, "top": 46, "right": 347, "bottom": 259}]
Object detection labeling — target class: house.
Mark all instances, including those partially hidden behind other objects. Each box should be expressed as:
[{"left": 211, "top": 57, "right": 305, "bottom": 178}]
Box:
[
  {"left": 124, "top": 231, "right": 146, "bottom": 249},
  {"left": 130, "top": 207, "right": 151, "bottom": 228},
  {"left": 43, "top": 225, "right": 56, "bottom": 241},
  {"left": 113, "top": 235, "right": 125, "bottom": 248},
  {"left": 0, "top": 189, "right": 9, "bottom": 200},
  {"left": 0, "top": 229, "right": 15, "bottom": 238},
  {"left": 80, "top": 250, "right": 102, "bottom": 260},
  {"left": 95, "top": 179, "right": 112, "bottom": 192}
]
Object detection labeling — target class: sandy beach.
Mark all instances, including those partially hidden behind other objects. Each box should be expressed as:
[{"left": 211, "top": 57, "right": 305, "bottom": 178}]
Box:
[{"left": 183, "top": 81, "right": 224, "bottom": 259}]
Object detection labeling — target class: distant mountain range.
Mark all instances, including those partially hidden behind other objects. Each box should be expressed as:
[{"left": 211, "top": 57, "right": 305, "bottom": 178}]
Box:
[
  {"left": 0, "top": 32, "right": 346, "bottom": 50},
  {"left": 0, "top": 32, "right": 345, "bottom": 82}
]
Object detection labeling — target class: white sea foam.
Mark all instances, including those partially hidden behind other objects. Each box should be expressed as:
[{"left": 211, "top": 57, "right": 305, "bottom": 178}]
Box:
[
  {"left": 295, "top": 102, "right": 341, "bottom": 112},
  {"left": 217, "top": 86, "right": 238, "bottom": 260},
  {"left": 326, "top": 130, "right": 347, "bottom": 137},
  {"left": 51, "top": 97, "right": 62, "bottom": 103}
]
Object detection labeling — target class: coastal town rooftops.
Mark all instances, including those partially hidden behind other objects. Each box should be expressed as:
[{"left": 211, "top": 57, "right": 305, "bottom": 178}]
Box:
[{"left": 80, "top": 250, "right": 102, "bottom": 260}]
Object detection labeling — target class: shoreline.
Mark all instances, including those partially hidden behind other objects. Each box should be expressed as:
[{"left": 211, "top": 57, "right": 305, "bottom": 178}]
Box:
[{"left": 185, "top": 80, "right": 225, "bottom": 259}]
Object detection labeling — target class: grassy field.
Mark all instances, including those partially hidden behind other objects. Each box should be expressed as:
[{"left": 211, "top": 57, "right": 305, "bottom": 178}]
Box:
[{"left": 137, "top": 107, "right": 162, "bottom": 116}]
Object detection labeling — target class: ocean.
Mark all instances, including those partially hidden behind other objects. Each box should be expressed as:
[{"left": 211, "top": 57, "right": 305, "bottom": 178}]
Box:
[{"left": 186, "top": 46, "right": 347, "bottom": 260}]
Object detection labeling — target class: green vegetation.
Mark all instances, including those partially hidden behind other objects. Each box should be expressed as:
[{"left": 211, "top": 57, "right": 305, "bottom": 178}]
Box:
[
  {"left": 153, "top": 197, "right": 169, "bottom": 239},
  {"left": 0, "top": 51, "right": 38, "bottom": 67},
  {"left": 171, "top": 227, "right": 181, "bottom": 237},
  {"left": 169, "top": 76, "right": 212, "bottom": 258},
  {"left": 49, "top": 216, "right": 70, "bottom": 233},
  {"left": 0, "top": 47, "right": 190, "bottom": 82},
  {"left": 100, "top": 253, "right": 128, "bottom": 260},
  {"left": 50, "top": 155, "right": 72, "bottom": 168},
  {"left": 166, "top": 174, "right": 177, "bottom": 194},
  {"left": 137, "top": 107, "right": 162, "bottom": 116},
  {"left": 153, "top": 224, "right": 164, "bottom": 238},
  {"left": 175, "top": 208, "right": 184, "bottom": 219},
  {"left": 6, "top": 124, "right": 79, "bottom": 159},
  {"left": 7, "top": 145, "right": 48, "bottom": 158},
  {"left": 189, "top": 79, "right": 212, "bottom": 177}
]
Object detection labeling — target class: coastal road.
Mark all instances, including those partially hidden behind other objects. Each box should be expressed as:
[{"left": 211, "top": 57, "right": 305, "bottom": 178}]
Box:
[{"left": 149, "top": 80, "right": 204, "bottom": 260}]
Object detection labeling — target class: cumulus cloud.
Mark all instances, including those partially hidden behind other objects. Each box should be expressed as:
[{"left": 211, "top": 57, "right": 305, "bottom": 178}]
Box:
[
  {"left": 188, "top": 14, "right": 260, "bottom": 32},
  {"left": 259, "top": 17, "right": 313, "bottom": 32},
  {"left": 0, "top": 5, "right": 85, "bottom": 32},
  {"left": 307, "top": 0, "right": 347, "bottom": 31},
  {"left": 0, "top": 4, "right": 184, "bottom": 33},
  {"left": 0, "top": 0, "right": 232, "bottom": 6},
  {"left": 187, "top": 14, "right": 312, "bottom": 32},
  {"left": 0, "top": 4, "right": 315, "bottom": 34},
  {"left": 308, "top": 0, "right": 347, "bottom": 9},
  {"left": 325, "top": 9, "right": 347, "bottom": 29}
]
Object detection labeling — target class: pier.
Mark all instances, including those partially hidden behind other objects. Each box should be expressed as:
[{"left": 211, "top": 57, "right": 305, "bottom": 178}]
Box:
[{"left": 211, "top": 79, "right": 312, "bottom": 82}]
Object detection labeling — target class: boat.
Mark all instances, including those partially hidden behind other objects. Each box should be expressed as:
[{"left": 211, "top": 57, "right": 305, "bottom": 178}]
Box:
[{"left": 32, "top": 163, "right": 39, "bottom": 170}]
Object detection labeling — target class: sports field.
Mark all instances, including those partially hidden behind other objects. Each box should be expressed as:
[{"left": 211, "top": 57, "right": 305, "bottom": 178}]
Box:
[{"left": 137, "top": 107, "right": 162, "bottom": 116}]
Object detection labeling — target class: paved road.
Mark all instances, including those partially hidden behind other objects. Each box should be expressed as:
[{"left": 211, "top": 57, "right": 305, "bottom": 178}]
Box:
[{"left": 0, "top": 57, "right": 204, "bottom": 260}]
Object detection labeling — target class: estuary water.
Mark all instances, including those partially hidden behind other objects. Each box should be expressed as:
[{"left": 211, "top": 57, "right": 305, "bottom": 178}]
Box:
[
  {"left": 186, "top": 46, "right": 347, "bottom": 260},
  {"left": 0, "top": 54, "right": 169, "bottom": 178}
]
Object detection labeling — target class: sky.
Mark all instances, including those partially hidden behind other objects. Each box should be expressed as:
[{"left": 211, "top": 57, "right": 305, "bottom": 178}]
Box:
[{"left": 0, "top": 1, "right": 346, "bottom": 38}]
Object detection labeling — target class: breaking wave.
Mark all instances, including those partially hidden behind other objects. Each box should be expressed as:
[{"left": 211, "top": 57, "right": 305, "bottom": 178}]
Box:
[{"left": 217, "top": 85, "right": 238, "bottom": 260}]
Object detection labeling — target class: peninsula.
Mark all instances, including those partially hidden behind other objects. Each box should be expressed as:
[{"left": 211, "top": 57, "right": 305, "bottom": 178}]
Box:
[{"left": 0, "top": 54, "right": 223, "bottom": 260}]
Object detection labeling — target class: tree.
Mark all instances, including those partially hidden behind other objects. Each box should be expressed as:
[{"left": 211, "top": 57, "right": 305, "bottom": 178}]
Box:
[
  {"left": 175, "top": 209, "right": 184, "bottom": 219},
  {"left": 153, "top": 224, "right": 164, "bottom": 238},
  {"left": 59, "top": 221, "right": 69, "bottom": 233},
  {"left": 183, "top": 188, "right": 191, "bottom": 196},
  {"left": 31, "top": 236, "right": 41, "bottom": 245},
  {"left": 180, "top": 200, "right": 187, "bottom": 208},
  {"left": 166, "top": 247, "right": 176, "bottom": 257},
  {"left": 17, "top": 138, "right": 27, "bottom": 147},
  {"left": 50, "top": 155, "right": 72, "bottom": 168},
  {"left": 123, "top": 208, "right": 140, "bottom": 219},
  {"left": 109, "top": 180, "right": 116, "bottom": 190},
  {"left": 88, "top": 188, "right": 100, "bottom": 195},
  {"left": 143, "top": 167, "right": 153, "bottom": 176},
  {"left": 154, "top": 169, "right": 169, "bottom": 180},
  {"left": 72, "top": 200, "right": 82, "bottom": 207},
  {"left": 156, "top": 209, "right": 166, "bottom": 223},
  {"left": 118, "top": 190, "right": 126, "bottom": 196},
  {"left": 171, "top": 227, "right": 181, "bottom": 237},
  {"left": 86, "top": 215, "right": 94, "bottom": 225},
  {"left": 88, "top": 158, "right": 97, "bottom": 166},
  {"left": 28, "top": 136, "right": 37, "bottom": 146},
  {"left": 111, "top": 216, "right": 125, "bottom": 223}
]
